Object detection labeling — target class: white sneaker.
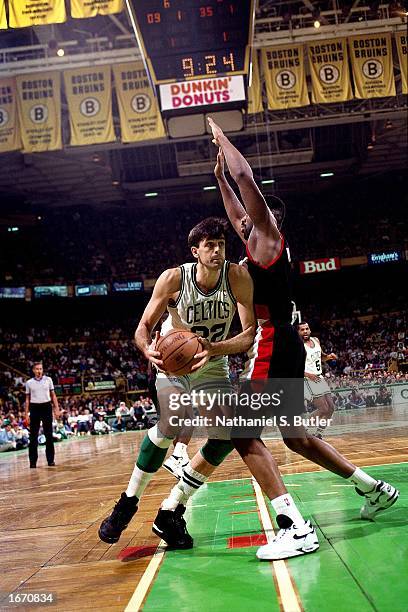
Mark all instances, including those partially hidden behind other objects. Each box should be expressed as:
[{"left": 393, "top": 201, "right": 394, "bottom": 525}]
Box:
[
  {"left": 358, "top": 480, "right": 399, "bottom": 521},
  {"left": 257, "top": 517, "right": 319, "bottom": 561},
  {"left": 162, "top": 455, "right": 189, "bottom": 480}
]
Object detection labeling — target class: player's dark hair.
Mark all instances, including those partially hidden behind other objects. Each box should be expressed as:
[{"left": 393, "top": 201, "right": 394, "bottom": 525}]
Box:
[
  {"left": 188, "top": 217, "right": 229, "bottom": 248},
  {"left": 265, "top": 195, "right": 286, "bottom": 230},
  {"left": 33, "top": 361, "right": 43, "bottom": 367},
  {"left": 297, "top": 321, "right": 308, "bottom": 328}
]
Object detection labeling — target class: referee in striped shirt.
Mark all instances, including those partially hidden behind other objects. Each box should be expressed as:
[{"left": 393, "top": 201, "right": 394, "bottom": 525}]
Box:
[{"left": 24, "top": 362, "right": 60, "bottom": 468}]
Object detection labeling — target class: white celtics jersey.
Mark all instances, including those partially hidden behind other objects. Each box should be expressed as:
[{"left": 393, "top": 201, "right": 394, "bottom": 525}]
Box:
[
  {"left": 304, "top": 337, "right": 323, "bottom": 376},
  {"left": 161, "top": 261, "right": 236, "bottom": 343}
]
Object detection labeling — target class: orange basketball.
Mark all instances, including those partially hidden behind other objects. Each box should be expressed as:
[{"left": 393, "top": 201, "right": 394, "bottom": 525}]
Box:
[{"left": 156, "top": 329, "right": 200, "bottom": 376}]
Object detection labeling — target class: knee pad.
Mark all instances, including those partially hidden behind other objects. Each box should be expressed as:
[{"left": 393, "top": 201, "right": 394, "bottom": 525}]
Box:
[{"left": 200, "top": 438, "right": 234, "bottom": 467}]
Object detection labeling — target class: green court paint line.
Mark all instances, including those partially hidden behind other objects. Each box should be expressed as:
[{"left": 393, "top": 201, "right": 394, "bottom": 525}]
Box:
[
  {"left": 286, "top": 464, "right": 408, "bottom": 612},
  {"left": 143, "top": 464, "right": 406, "bottom": 612},
  {"left": 143, "top": 479, "right": 281, "bottom": 612}
]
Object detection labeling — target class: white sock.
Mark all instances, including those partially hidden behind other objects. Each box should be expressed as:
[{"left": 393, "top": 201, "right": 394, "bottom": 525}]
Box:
[
  {"left": 161, "top": 463, "right": 207, "bottom": 510},
  {"left": 125, "top": 466, "right": 153, "bottom": 499},
  {"left": 348, "top": 468, "right": 377, "bottom": 493},
  {"left": 271, "top": 493, "right": 305, "bottom": 527},
  {"left": 173, "top": 442, "right": 188, "bottom": 459},
  {"left": 125, "top": 426, "right": 172, "bottom": 498}
]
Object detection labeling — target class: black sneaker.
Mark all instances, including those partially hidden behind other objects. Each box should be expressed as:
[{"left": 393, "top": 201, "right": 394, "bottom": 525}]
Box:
[
  {"left": 98, "top": 492, "right": 138, "bottom": 544},
  {"left": 152, "top": 504, "right": 193, "bottom": 549},
  {"left": 48, "top": 462, "right": 56, "bottom": 466}
]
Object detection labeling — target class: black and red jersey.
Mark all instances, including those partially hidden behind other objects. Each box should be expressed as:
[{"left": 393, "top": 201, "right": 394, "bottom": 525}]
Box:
[{"left": 245, "top": 235, "right": 293, "bottom": 324}]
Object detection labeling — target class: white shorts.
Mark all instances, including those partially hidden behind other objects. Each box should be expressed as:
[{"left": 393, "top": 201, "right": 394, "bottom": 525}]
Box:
[
  {"left": 156, "top": 357, "right": 232, "bottom": 395},
  {"left": 304, "top": 377, "right": 331, "bottom": 401}
]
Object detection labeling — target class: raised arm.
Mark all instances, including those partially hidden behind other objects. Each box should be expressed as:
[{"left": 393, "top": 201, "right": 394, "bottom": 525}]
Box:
[
  {"left": 135, "top": 268, "right": 181, "bottom": 368},
  {"left": 214, "top": 148, "right": 246, "bottom": 240},
  {"left": 208, "top": 117, "right": 280, "bottom": 241}
]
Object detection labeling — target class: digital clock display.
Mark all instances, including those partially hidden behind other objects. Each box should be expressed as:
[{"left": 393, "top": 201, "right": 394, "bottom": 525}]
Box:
[{"left": 126, "top": 0, "right": 254, "bottom": 83}]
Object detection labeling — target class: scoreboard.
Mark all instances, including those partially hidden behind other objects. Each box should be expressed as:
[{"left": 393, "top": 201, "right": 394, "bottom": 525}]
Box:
[{"left": 125, "top": 0, "right": 255, "bottom": 116}]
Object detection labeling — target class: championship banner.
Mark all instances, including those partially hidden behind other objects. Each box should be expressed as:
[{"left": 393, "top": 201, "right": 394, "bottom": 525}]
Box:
[
  {"left": 349, "top": 34, "right": 395, "bottom": 99},
  {"left": 112, "top": 62, "right": 165, "bottom": 142},
  {"left": 63, "top": 66, "right": 115, "bottom": 146},
  {"left": 16, "top": 72, "right": 62, "bottom": 153},
  {"left": 71, "top": 0, "right": 123, "bottom": 18},
  {"left": 0, "top": 0, "right": 7, "bottom": 29},
  {"left": 396, "top": 32, "right": 407, "bottom": 95},
  {"left": 247, "top": 51, "right": 263, "bottom": 114},
  {"left": 308, "top": 38, "right": 352, "bottom": 103},
  {"left": 0, "top": 78, "right": 21, "bottom": 153},
  {"left": 9, "top": 0, "right": 66, "bottom": 28},
  {"left": 261, "top": 45, "right": 309, "bottom": 110}
]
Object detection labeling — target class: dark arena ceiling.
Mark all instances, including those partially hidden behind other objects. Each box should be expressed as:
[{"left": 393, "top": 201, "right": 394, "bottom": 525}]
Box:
[{"left": 0, "top": 0, "right": 406, "bottom": 210}]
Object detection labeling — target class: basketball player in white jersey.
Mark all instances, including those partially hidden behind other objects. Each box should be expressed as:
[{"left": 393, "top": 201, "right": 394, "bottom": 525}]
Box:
[
  {"left": 149, "top": 119, "right": 399, "bottom": 559},
  {"left": 299, "top": 322, "right": 337, "bottom": 438},
  {"left": 98, "top": 217, "right": 256, "bottom": 544}
]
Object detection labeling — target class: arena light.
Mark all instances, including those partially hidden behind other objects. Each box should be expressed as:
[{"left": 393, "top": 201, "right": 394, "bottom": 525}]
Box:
[
  {"left": 112, "top": 180, "right": 120, "bottom": 186},
  {"left": 261, "top": 179, "right": 275, "bottom": 184},
  {"left": 313, "top": 19, "right": 321, "bottom": 28},
  {"left": 320, "top": 172, "right": 334, "bottom": 177},
  {"left": 203, "top": 186, "right": 217, "bottom": 191},
  {"left": 8, "top": 227, "right": 19, "bottom": 232},
  {"left": 57, "top": 48, "right": 65, "bottom": 57},
  {"left": 145, "top": 192, "right": 158, "bottom": 197}
]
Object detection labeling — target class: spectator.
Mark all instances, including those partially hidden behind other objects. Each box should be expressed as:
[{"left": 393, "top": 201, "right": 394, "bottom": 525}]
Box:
[
  {"left": 93, "top": 415, "right": 111, "bottom": 435},
  {"left": 0, "top": 419, "right": 17, "bottom": 452},
  {"left": 112, "top": 414, "right": 125, "bottom": 432},
  {"left": 77, "top": 408, "right": 92, "bottom": 436}
]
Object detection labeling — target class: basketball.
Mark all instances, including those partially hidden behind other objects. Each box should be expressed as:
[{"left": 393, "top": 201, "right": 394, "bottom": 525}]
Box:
[{"left": 156, "top": 329, "right": 201, "bottom": 376}]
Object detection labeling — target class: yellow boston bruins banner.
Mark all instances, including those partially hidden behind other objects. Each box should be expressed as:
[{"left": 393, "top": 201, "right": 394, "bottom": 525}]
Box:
[
  {"left": 0, "top": 0, "right": 7, "bottom": 29},
  {"left": 63, "top": 66, "right": 115, "bottom": 146},
  {"left": 308, "top": 38, "right": 352, "bottom": 104},
  {"left": 71, "top": 0, "right": 123, "bottom": 18},
  {"left": 16, "top": 72, "right": 61, "bottom": 153},
  {"left": 112, "top": 62, "right": 165, "bottom": 143},
  {"left": 349, "top": 33, "right": 395, "bottom": 99},
  {"left": 247, "top": 51, "right": 263, "bottom": 114},
  {"left": 0, "top": 78, "right": 21, "bottom": 153},
  {"left": 261, "top": 44, "right": 309, "bottom": 110},
  {"left": 396, "top": 32, "right": 407, "bottom": 95},
  {"left": 9, "top": 0, "right": 66, "bottom": 28}
]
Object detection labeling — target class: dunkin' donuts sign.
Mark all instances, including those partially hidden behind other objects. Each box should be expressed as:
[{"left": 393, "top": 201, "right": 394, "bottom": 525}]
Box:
[
  {"left": 299, "top": 257, "right": 341, "bottom": 274},
  {"left": 159, "top": 75, "right": 246, "bottom": 111}
]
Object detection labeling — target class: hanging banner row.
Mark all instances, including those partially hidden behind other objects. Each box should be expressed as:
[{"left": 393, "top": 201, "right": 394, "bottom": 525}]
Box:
[
  {"left": 0, "top": 34, "right": 406, "bottom": 153},
  {"left": 0, "top": 0, "right": 123, "bottom": 29},
  {"left": 0, "top": 62, "right": 165, "bottom": 153},
  {"left": 248, "top": 32, "right": 407, "bottom": 113}
]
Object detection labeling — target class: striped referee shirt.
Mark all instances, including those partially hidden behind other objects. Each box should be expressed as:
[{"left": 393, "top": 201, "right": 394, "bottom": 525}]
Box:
[{"left": 25, "top": 376, "right": 54, "bottom": 404}]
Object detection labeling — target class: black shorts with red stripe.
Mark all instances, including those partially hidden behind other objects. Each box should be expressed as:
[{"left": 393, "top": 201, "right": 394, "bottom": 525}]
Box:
[{"left": 234, "top": 322, "right": 306, "bottom": 435}]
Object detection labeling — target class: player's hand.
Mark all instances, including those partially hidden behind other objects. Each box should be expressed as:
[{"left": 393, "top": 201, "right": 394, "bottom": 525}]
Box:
[
  {"left": 146, "top": 331, "right": 164, "bottom": 368},
  {"left": 306, "top": 372, "right": 320, "bottom": 383},
  {"left": 327, "top": 353, "right": 337, "bottom": 361},
  {"left": 208, "top": 117, "right": 224, "bottom": 146},
  {"left": 191, "top": 337, "right": 213, "bottom": 371},
  {"left": 214, "top": 148, "right": 225, "bottom": 180}
]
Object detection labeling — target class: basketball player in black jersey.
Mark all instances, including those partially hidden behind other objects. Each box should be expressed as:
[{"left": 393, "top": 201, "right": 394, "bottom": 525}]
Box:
[{"left": 150, "top": 119, "right": 399, "bottom": 561}]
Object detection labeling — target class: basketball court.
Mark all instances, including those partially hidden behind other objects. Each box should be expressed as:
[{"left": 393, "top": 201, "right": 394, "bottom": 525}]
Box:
[{"left": 1, "top": 406, "right": 406, "bottom": 611}]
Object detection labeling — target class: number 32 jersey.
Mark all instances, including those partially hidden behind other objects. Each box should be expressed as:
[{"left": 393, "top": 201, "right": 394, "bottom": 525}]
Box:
[{"left": 161, "top": 261, "right": 236, "bottom": 344}]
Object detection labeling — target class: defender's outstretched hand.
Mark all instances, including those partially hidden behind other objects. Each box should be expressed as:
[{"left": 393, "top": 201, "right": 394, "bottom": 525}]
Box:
[
  {"left": 208, "top": 116, "right": 224, "bottom": 146},
  {"left": 214, "top": 148, "right": 225, "bottom": 180}
]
